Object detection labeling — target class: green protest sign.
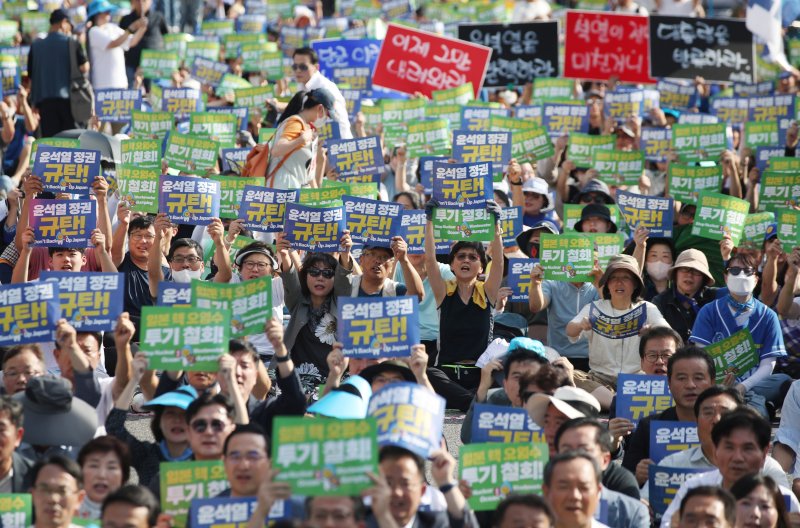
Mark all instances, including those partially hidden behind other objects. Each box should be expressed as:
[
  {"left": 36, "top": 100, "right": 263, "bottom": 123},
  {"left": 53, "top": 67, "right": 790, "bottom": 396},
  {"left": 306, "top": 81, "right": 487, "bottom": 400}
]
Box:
[
  {"left": 426, "top": 102, "right": 462, "bottom": 131},
  {"left": 406, "top": 119, "right": 450, "bottom": 157},
  {"left": 360, "top": 104, "right": 382, "bottom": 134},
  {"left": 667, "top": 164, "right": 723, "bottom": 203},
  {"left": 117, "top": 165, "right": 160, "bottom": 214},
  {"left": 758, "top": 171, "right": 800, "bottom": 211},
  {"left": 201, "top": 19, "right": 234, "bottom": 37},
  {"left": 705, "top": 328, "right": 759, "bottom": 384},
  {"left": 776, "top": 208, "right": 800, "bottom": 248},
  {"left": 671, "top": 123, "right": 728, "bottom": 160},
  {"left": 191, "top": 276, "right": 272, "bottom": 337},
  {"left": 0, "top": 21, "right": 17, "bottom": 45},
  {"left": 223, "top": 33, "right": 265, "bottom": 59},
  {"left": 433, "top": 207, "right": 494, "bottom": 242},
  {"left": 21, "top": 13, "right": 49, "bottom": 34},
  {"left": 460, "top": 442, "right": 549, "bottom": 511},
  {"left": 185, "top": 40, "right": 221, "bottom": 63},
  {"left": 300, "top": 186, "right": 349, "bottom": 207},
  {"left": 592, "top": 150, "right": 645, "bottom": 186},
  {"left": 189, "top": 112, "right": 237, "bottom": 148},
  {"left": 539, "top": 232, "right": 625, "bottom": 282},
  {"left": 165, "top": 134, "right": 220, "bottom": 174},
  {"left": 566, "top": 133, "right": 614, "bottom": 166},
  {"left": 234, "top": 85, "right": 273, "bottom": 111},
  {"left": 160, "top": 460, "right": 228, "bottom": 528},
  {"left": 744, "top": 121, "right": 779, "bottom": 148},
  {"left": 382, "top": 99, "right": 426, "bottom": 148},
  {"left": 250, "top": 48, "right": 284, "bottom": 79},
  {"left": 217, "top": 73, "right": 252, "bottom": 98},
  {"left": 29, "top": 137, "right": 80, "bottom": 163},
  {"left": 0, "top": 493, "right": 32, "bottom": 526},
  {"left": 272, "top": 416, "right": 378, "bottom": 496},
  {"left": 741, "top": 212, "right": 775, "bottom": 249},
  {"left": 510, "top": 127, "right": 554, "bottom": 164},
  {"left": 140, "top": 50, "right": 179, "bottom": 79},
  {"left": 768, "top": 157, "right": 800, "bottom": 172},
  {"left": 131, "top": 110, "right": 173, "bottom": 139},
  {"left": 2, "top": 2, "right": 27, "bottom": 20},
  {"left": 121, "top": 138, "right": 161, "bottom": 171},
  {"left": 349, "top": 182, "right": 379, "bottom": 199},
  {"left": 432, "top": 83, "right": 474, "bottom": 105},
  {"left": 489, "top": 115, "right": 540, "bottom": 132},
  {"left": 210, "top": 175, "right": 250, "bottom": 219},
  {"left": 534, "top": 78, "right": 573, "bottom": 99},
  {"left": 163, "top": 33, "right": 192, "bottom": 59},
  {"left": 691, "top": 191, "right": 749, "bottom": 245},
  {"left": 140, "top": 306, "right": 230, "bottom": 371},
  {"left": 563, "top": 204, "right": 621, "bottom": 232}
]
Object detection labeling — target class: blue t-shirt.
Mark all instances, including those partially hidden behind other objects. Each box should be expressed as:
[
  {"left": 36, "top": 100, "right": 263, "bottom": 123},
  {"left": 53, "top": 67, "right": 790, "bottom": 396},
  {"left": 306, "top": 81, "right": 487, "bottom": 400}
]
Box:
[
  {"left": 689, "top": 298, "right": 786, "bottom": 381},
  {"left": 541, "top": 280, "right": 599, "bottom": 359},
  {"left": 523, "top": 209, "right": 559, "bottom": 228},
  {"left": 395, "top": 262, "right": 454, "bottom": 341}
]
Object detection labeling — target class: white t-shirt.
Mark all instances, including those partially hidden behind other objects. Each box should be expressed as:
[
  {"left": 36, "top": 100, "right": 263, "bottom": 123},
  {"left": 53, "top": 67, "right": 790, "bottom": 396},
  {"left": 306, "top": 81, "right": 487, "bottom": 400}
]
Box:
[
  {"left": 88, "top": 23, "right": 131, "bottom": 89},
  {"left": 657, "top": 0, "right": 697, "bottom": 16},
  {"left": 512, "top": 0, "right": 552, "bottom": 20}
]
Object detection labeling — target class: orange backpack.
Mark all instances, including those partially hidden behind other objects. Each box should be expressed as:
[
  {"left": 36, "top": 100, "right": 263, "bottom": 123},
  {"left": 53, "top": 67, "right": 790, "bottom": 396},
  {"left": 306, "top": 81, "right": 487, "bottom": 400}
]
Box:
[{"left": 241, "top": 116, "right": 305, "bottom": 187}]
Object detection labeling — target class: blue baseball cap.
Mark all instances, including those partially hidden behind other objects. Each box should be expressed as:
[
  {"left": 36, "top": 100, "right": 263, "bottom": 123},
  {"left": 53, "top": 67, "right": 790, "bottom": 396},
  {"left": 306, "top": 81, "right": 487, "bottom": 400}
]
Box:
[
  {"left": 307, "top": 375, "right": 372, "bottom": 419},
  {"left": 506, "top": 337, "right": 546, "bottom": 358},
  {"left": 143, "top": 385, "right": 198, "bottom": 410},
  {"left": 765, "top": 223, "right": 778, "bottom": 242}
]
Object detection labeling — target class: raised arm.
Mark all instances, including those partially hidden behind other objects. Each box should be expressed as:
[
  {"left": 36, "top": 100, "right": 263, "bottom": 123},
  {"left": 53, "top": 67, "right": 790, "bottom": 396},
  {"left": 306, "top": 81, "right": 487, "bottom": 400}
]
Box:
[
  {"left": 91, "top": 229, "right": 117, "bottom": 272},
  {"left": 111, "top": 312, "right": 135, "bottom": 401},
  {"left": 111, "top": 202, "right": 131, "bottom": 268},
  {"left": 10, "top": 227, "right": 34, "bottom": 284},
  {"left": 424, "top": 217, "right": 446, "bottom": 306},
  {"left": 92, "top": 176, "right": 113, "bottom": 253},
  {"left": 147, "top": 213, "right": 171, "bottom": 298},
  {"left": 528, "top": 263, "right": 549, "bottom": 313},
  {"left": 208, "top": 218, "right": 232, "bottom": 283},
  {"left": 484, "top": 202, "right": 504, "bottom": 306},
  {"left": 392, "top": 236, "right": 423, "bottom": 302},
  {"left": 777, "top": 250, "right": 800, "bottom": 317}
]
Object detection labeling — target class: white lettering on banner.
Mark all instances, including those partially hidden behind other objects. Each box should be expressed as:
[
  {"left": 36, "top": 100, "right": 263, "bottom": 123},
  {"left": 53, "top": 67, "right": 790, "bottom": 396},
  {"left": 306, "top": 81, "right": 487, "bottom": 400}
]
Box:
[{"left": 655, "top": 22, "right": 730, "bottom": 46}]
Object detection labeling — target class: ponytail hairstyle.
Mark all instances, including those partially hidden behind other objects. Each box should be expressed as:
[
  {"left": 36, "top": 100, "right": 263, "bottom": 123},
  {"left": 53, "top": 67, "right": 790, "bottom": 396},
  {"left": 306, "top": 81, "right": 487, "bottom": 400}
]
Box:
[{"left": 276, "top": 89, "right": 328, "bottom": 127}]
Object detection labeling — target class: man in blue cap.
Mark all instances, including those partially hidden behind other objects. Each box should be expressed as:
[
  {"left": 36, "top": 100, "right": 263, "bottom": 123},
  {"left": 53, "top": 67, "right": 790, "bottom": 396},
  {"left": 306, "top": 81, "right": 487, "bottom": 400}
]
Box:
[{"left": 460, "top": 338, "right": 549, "bottom": 444}]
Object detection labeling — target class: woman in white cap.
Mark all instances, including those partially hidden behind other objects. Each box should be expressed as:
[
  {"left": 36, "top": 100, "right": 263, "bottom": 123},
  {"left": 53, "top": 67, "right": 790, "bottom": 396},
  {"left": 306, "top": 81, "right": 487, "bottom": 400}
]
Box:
[{"left": 566, "top": 254, "right": 669, "bottom": 409}]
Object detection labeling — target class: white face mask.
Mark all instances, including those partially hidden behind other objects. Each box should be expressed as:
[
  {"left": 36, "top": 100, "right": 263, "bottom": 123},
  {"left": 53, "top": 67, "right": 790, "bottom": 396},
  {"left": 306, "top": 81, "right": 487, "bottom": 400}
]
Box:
[
  {"left": 646, "top": 261, "right": 671, "bottom": 281},
  {"left": 313, "top": 116, "right": 328, "bottom": 129},
  {"left": 726, "top": 274, "right": 757, "bottom": 296},
  {"left": 172, "top": 268, "right": 203, "bottom": 283}
]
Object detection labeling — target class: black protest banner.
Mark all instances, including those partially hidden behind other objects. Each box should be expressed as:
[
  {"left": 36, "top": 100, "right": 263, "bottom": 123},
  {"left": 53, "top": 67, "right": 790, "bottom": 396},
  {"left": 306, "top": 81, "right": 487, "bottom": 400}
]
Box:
[
  {"left": 649, "top": 16, "right": 754, "bottom": 83},
  {"left": 457, "top": 21, "right": 558, "bottom": 87}
]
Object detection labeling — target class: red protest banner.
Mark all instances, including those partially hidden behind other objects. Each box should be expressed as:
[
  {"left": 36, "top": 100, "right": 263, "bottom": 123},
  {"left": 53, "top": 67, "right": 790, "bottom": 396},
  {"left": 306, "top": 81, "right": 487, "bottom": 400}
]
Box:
[
  {"left": 564, "top": 11, "right": 655, "bottom": 85},
  {"left": 372, "top": 23, "right": 492, "bottom": 98}
]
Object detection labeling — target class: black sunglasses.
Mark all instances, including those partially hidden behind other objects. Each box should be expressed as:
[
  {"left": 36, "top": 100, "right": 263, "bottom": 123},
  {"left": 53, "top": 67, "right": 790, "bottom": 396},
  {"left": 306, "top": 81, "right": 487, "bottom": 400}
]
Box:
[
  {"left": 307, "top": 267, "right": 335, "bottom": 279},
  {"left": 727, "top": 266, "right": 756, "bottom": 277},
  {"left": 190, "top": 419, "right": 226, "bottom": 433},
  {"left": 291, "top": 63, "right": 310, "bottom": 71}
]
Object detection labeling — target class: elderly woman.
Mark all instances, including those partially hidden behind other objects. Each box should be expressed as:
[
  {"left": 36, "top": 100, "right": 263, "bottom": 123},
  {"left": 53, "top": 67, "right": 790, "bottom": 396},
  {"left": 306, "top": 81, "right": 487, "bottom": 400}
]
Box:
[{"left": 566, "top": 254, "right": 669, "bottom": 409}]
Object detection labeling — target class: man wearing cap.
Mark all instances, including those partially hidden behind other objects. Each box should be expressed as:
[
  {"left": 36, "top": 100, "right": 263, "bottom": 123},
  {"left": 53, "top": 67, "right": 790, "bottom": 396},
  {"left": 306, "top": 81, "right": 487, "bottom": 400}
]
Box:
[
  {"left": 460, "top": 339, "right": 549, "bottom": 444},
  {"left": 342, "top": 237, "right": 423, "bottom": 301},
  {"left": 652, "top": 249, "right": 720, "bottom": 343},
  {"left": 27, "top": 9, "right": 89, "bottom": 137},
  {"left": 291, "top": 47, "right": 352, "bottom": 139},
  {"left": 527, "top": 385, "right": 602, "bottom": 456}
]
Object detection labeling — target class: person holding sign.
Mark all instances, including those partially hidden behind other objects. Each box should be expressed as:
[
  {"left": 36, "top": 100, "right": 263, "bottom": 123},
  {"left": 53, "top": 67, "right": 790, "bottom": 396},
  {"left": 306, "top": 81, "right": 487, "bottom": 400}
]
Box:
[
  {"left": 566, "top": 255, "right": 669, "bottom": 409},
  {"left": 423, "top": 200, "right": 504, "bottom": 409},
  {"left": 689, "top": 253, "right": 792, "bottom": 418}
]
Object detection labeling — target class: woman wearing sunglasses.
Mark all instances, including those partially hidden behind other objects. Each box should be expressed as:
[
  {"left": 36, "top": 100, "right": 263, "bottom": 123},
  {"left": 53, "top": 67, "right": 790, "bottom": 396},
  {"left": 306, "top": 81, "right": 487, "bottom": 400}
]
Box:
[
  {"left": 276, "top": 232, "right": 353, "bottom": 398},
  {"left": 689, "top": 252, "right": 792, "bottom": 418}
]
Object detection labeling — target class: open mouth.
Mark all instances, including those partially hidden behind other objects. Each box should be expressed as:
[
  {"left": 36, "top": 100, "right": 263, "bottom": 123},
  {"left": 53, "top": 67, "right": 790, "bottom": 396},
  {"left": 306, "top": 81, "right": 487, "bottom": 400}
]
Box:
[{"left": 92, "top": 483, "right": 109, "bottom": 495}]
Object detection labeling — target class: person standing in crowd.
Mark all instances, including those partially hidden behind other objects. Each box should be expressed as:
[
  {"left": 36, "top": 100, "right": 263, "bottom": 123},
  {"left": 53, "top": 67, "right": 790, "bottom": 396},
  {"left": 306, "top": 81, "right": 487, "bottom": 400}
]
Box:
[
  {"left": 119, "top": 0, "right": 168, "bottom": 88},
  {"left": 291, "top": 47, "right": 352, "bottom": 139},
  {"left": 28, "top": 9, "right": 89, "bottom": 137}
]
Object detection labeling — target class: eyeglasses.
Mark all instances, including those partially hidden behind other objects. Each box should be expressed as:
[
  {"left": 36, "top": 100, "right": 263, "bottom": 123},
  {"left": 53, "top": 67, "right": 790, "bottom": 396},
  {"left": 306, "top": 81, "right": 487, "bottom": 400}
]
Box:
[
  {"left": 307, "top": 267, "right": 335, "bottom": 278},
  {"left": 291, "top": 63, "right": 310, "bottom": 71},
  {"left": 242, "top": 261, "right": 270, "bottom": 271},
  {"left": 727, "top": 266, "right": 756, "bottom": 277},
  {"left": 226, "top": 451, "right": 267, "bottom": 464},
  {"left": 454, "top": 253, "right": 480, "bottom": 262},
  {"left": 4, "top": 369, "right": 41, "bottom": 379},
  {"left": 644, "top": 352, "right": 674, "bottom": 363},
  {"left": 190, "top": 419, "right": 227, "bottom": 433},
  {"left": 130, "top": 233, "right": 156, "bottom": 242},
  {"left": 171, "top": 256, "right": 202, "bottom": 264},
  {"left": 677, "top": 268, "right": 704, "bottom": 277},
  {"left": 34, "top": 484, "right": 75, "bottom": 497}
]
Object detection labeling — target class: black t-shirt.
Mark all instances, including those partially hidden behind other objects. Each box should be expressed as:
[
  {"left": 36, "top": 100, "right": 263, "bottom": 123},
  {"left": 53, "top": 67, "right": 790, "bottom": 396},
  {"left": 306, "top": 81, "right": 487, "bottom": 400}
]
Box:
[
  {"left": 119, "top": 8, "right": 168, "bottom": 68},
  {"left": 117, "top": 253, "right": 169, "bottom": 321}
]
